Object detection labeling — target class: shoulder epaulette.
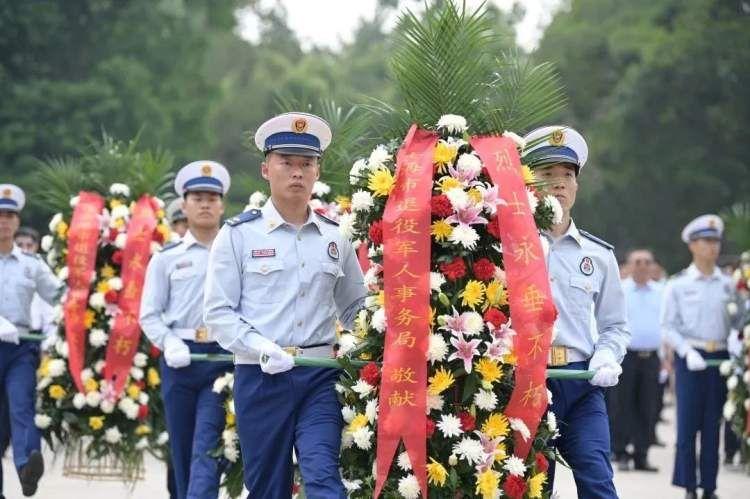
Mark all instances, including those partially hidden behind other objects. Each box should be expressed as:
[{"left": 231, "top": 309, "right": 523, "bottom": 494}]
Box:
[
  {"left": 579, "top": 230, "right": 614, "bottom": 250},
  {"left": 316, "top": 212, "right": 339, "bottom": 226},
  {"left": 159, "top": 241, "right": 183, "bottom": 253},
  {"left": 226, "top": 209, "right": 262, "bottom": 227}
]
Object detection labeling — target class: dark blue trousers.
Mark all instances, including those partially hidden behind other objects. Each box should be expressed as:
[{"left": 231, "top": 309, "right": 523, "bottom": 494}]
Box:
[
  {"left": 672, "top": 350, "right": 728, "bottom": 493},
  {"left": 0, "top": 392, "right": 9, "bottom": 499},
  {"left": 160, "top": 341, "right": 232, "bottom": 499},
  {"left": 0, "top": 341, "right": 40, "bottom": 473},
  {"left": 546, "top": 361, "right": 618, "bottom": 498},
  {"left": 234, "top": 365, "right": 346, "bottom": 499}
]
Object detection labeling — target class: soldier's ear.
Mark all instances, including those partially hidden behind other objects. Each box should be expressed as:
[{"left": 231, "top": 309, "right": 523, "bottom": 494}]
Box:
[{"left": 260, "top": 161, "right": 269, "bottom": 180}]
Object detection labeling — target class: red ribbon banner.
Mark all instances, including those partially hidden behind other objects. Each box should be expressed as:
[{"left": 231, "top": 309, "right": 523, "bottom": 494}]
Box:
[
  {"left": 64, "top": 192, "right": 105, "bottom": 392},
  {"left": 471, "top": 136, "right": 557, "bottom": 459},
  {"left": 104, "top": 195, "right": 157, "bottom": 394},
  {"left": 375, "top": 126, "right": 437, "bottom": 498}
]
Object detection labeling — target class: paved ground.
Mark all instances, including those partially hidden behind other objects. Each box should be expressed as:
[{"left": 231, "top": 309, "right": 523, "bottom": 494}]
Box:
[{"left": 3, "top": 402, "right": 748, "bottom": 498}]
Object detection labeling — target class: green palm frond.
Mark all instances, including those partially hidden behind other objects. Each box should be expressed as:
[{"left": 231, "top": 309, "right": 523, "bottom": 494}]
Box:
[
  {"left": 390, "top": 1, "right": 498, "bottom": 128},
  {"left": 127, "top": 149, "right": 175, "bottom": 199},
  {"left": 479, "top": 51, "right": 568, "bottom": 133},
  {"left": 722, "top": 202, "right": 750, "bottom": 250},
  {"left": 31, "top": 157, "right": 91, "bottom": 213}
]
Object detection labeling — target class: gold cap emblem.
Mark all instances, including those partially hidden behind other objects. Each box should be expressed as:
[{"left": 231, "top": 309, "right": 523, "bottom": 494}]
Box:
[
  {"left": 292, "top": 117, "right": 308, "bottom": 133},
  {"left": 1, "top": 188, "right": 11, "bottom": 198},
  {"left": 550, "top": 129, "right": 565, "bottom": 146},
  {"left": 201, "top": 164, "right": 212, "bottom": 176}
]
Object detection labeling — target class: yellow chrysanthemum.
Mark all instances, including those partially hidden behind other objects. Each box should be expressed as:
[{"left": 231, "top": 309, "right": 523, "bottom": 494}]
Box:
[
  {"left": 348, "top": 414, "right": 369, "bottom": 433},
  {"left": 468, "top": 188, "right": 483, "bottom": 204},
  {"left": 359, "top": 352, "right": 372, "bottom": 361},
  {"left": 475, "top": 358, "right": 503, "bottom": 384},
  {"left": 428, "top": 367, "right": 455, "bottom": 396},
  {"left": 376, "top": 290, "right": 385, "bottom": 307},
  {"left": 335, "top": 195, "right": 351, "bottom": 211},
  {"left": 135, "top": 424, "right": 152, "bottom": 436},
  {"left": 461, "top": 280, "right": 486, "bottom": 309},
  {"left": 226, "top": 412, "right": 236, "bottom": 426},
  {"left": 84, "top": 378, "right": 99, "bottom": 393},
  {"left": 521, "top": 164, "right": 536, "bottom": 185},
  {"left": 438, "top": 176, "right": 462, "bottom": 193},
  {"left": 147, "top": 367, "right": 161, "bottom": 388},
  {"left": 431, "top": 219, "right": 453, "bottom": 242},
  {"left": 83, "top": 309, "right": 96, "bottom": 329},
  {"left": 484, "top": 280, "right": 508, "bottom": 309},
  {"left": 89, "top": 416, "right": 105, "bottom": 431},
  {"left": 100, "top": 264, "right": 116, "bottom": 279},
  {"left": 426, "top": 458, "right": 448, "bottom": 487},
  {"left": 433, "top": 141, "right": 458, "bottom": 172},
  {"left": 109, "top": 199, "right": 123, "bottom": 209},
  {"left": 114, "top": 218, "right": 126, "bottom": 229},
  {"left": 96, "top": 281, "right": 110, "bottom": 294},
  {"left": 56, "top": 221, "right": 68, "bottom": 239},
  {"left": 475, "top": 469, "right": 499, "bottom": 499},
  {"left": 429, "top": 307, "right": 436, "bottom": 327},
  {"left": 528, "top": 472, "right": 546, "bottom": 498},
  {"left": 156, "top": 224, "right": 171, "bottom": 240},
  {"left": 48, "top": 385, "right": 66, "bottom": 400},
  {"left": 367, "top": 168, "right": 395, "bottom": 197},
  {"left": 503, "top": 351, "right": 517, "bottom": 365},
  {"left": 494, "top": 442, "right": 507, "bottom": 462},
  {"left": 482, "top": 413, "right": 510, "bottom": 439},
  {"left": 38, "top": 357, "right": 51, "bottom": 378},
  {"left": 127, "top": 384, "right": 141, "bottom": 400}
]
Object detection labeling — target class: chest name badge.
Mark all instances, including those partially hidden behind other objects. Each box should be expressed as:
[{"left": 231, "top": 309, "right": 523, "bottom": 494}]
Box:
[
  {"left": 579, "top": 256, "right": 594, "bottom": 276},
  {"left": 252, "top": 249, "right": 276, "bottom": 258},
  {"left": 327, "top": 241, "right": 339, "bottom": 260},
  {"left": 175, "top": 260, "right": 193, "bottom": 270}
]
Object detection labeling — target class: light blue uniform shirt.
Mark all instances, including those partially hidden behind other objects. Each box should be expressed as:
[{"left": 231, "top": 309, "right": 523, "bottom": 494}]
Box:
[
  {"left": 622, "top": 277, "right": 663, "bottom": 351},
  {"left": 661, "top": 264, "right": 732, "bottom": 356},
  {"left": 0, "top": 245, "right": 60, "bottom": 330},
  {"left": 203, "top": 200, "right": 367, "bottom": 364},
  {"left": 139, "top": 231, "right": 211, "bottom": 349},
  {"left": 543, "top": 220, "right": 630, "bottom": 362}
]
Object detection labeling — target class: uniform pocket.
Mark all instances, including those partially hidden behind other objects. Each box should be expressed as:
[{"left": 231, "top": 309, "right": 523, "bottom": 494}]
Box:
[
  {"left": 568, "top": 275, "right": 595, "bottom": 318},
  {"left": 244, "top": 259, "right": 285, "bottom": 303}
]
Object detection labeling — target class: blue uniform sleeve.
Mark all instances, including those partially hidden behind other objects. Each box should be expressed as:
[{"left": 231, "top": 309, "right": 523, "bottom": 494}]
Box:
[
  {"left": 593, "top": 249, "right": 630, "bottom": 363},
  {"left": 334, "top": 239, "right": 367, "bottom": 329},
  {"left": 139, "top": 254, "right": 174, "bottom": 349}
]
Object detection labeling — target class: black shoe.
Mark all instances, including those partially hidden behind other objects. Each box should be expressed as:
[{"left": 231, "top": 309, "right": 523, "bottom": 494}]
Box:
[
  {"left": 685, "top": 492, "right": 697, "bottom": 499},
  {"left": 633, "top": 459, "right": 659, "bottom": 472},
  {"left": 617, "top": 456, "right": 630, "bottom": 471},
  {"left": 19, "top": 450, "right": 44, "bottom": 496},
  {"left": 701, "top": 493, "right": 718, "bottom": 499}
]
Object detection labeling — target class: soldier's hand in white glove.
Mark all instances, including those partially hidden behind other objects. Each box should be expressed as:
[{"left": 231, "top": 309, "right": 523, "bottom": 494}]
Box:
[
  {"left": 0, "top": 317, "right": 19, "bottom": 344},
  {"left": 728, "top": 329, "right": 742, "bottom": 358},
  {"left": 163, "top": 335, "right": 191, "bottom": 369},
  {"left": 685, "top": 348, "right": 706, "bottom": 371},
  {"left": 588, "top": 349, "right": 622, "bottom": 387},
  {"left": 259, "top": 343, "right": 294, "bottom": 375}
]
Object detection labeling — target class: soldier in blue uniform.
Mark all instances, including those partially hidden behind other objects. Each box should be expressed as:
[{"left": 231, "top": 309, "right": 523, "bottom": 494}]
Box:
[
  {"left": 522, "top": 126, "right": 630, "bottom": 498},
  {"left": 203, "top": 112, "right": 367, "bottom": 498},
  {"left": 0, "top": 184, "right": 60, "bottom": 497},
  {"left": 139, "top": 163, "right": 234, "bottom": 499},
  {"left": 662, "top": 214, "right": 732, "bottom": 499}
]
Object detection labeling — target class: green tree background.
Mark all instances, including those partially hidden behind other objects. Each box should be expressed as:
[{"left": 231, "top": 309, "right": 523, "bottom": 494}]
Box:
[{"left": 1, "top": 0, "right": 747, "bottom": 270}]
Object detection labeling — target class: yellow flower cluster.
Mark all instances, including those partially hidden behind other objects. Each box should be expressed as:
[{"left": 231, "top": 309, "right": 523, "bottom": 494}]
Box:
[
  {"left": 428, "top": 367, "right": 454, "bottom": 395},
  {"left": 475, "top": 469, "right": 499, "bottom": 499},
  {"left": 481, "top": 413, "right": 510, "bottom": 439},
  {"left": 430, "top": 219, "right": 453, "bottom": 242},
  {"left": 367, "top": 169, "right": 395, "bottom": 197},
  {"left": 147, "top": 367, "right": 161, "bottom": 388},
  {"left": 426, "top": 458, "right": 448, "bottom": 486},
  {"left": 460, "top": 280, "right": 486, "bottom": 309},
  {"left": 475, "top": 358, "right": 503, "bottom": 384},
  {"left": 48, "top": 385, "right": 66, "bottom": 400},
  {"left": 484, "top": 280, "right": 508, "bottom": 309},
  {"left": 84, "top": 377, "right": 99, "bottom": 393}
]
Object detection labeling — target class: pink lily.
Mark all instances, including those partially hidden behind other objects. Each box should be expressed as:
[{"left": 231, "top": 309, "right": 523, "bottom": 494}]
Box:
[
  {"left": 448, "top": 332, "right": 482, "bottom": 373},
  {"left": 445, "top": 204, "right": 488, "bottom": 227}
]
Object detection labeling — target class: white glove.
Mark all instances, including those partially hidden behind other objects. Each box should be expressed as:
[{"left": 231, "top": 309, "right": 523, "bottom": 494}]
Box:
[
  {"left": 163, "top": 335, "right": 191, "bottom": 369},
  {"left": 259, "top": 343, "right": 295, "bottom": 375},
  {"left": 728, "top": 329, "right": 742, "bottom": 358},
  {"left": 588, "top": 349, "right": 622, "bottom": 387},
  {"left": 41, "top": 332, "right": 58, "bottom": 351},
  {"left": 685, "top": 348, "right": 706, "bottom": 371},
  {"left": 0, "top": 317, "right": 19, "bottom": 344}
]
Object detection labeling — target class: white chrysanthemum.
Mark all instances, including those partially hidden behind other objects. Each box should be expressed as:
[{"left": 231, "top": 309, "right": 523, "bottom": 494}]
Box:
[
  {"left": 474, "top": 389, "right": 498, "bottom": 411},
  {"left": 503, "top": 455, "right": 527, "bottom": 476},
  {"left": 338, "top": 212, "right": 355, "bottom": 240},
  {"left": 110, "top": 204, "right": 130, "bottom": 220},
  {"left": 37, "top": 377, "right": 52, "bottom": 391},
  {"left": 351, "top": 190, "right": 374, "bottom": 212},
  {"left": 212, "top": 373, "right": 231, "bottom": 394},
  {"left": 463, "top": 312, "right": 484, "bottom": 335},
  {"left": 55, "top": 339, "right": 69, "bottom": 358},
  {"left": 114, "top": 233, "right": 128, "bottom": 249},
  {"left": 437, "top": 414, "right": 463, "bottom": 438},
  {"left": 720, "top": 361, "right": 733, "bottom": 376},
  {"left": 89, "top": 329, "right": 108, "bottom": 347},
  {"left": 48, "top": 358, "right": 66, "bottom": 377},
  {"left": 397, "top": 451, "right": 412, "bottom": 471},
  {"left": 34, "top": 414, "right": 52, "bottom": 429},
  {"left": 547, "top": 389, "right": 554, "bottom": 404},
  {"left": 312, "top": 180, "right": 331, "bottom": 198},
  {"left": 723, "top": 400, "right": 736, "bottom": 420},
  {"left": 371, "top": 307, "right": 386, "bottom": 333},
  {"left": 78, "top": 369, "right": 93, "bottom": 384},
  {"left": 365, "top": 399, "right": 378, "bottom": 424},
  {"left": 349, "top": 158, "right": 368, "bottom": 184},
  {"left": 427, "top": 394, "right": 444, "bottom": 413},
  {"left": 56, "top": 266, "right": 68, "bottom": 281},
  {"left": 368, "top": 145, "right": 391, "bottom": 169},
  {"left": 352, "top": 427, "right": 374, "bottom": 450},
  {"left": 427, "top": 334, "right": 448, "bottom": 364},
  {"left": 107, "top": 277, "right": 123, "bottom": 291},
  {"left": 449, "top": 225, "right": 479, "bottom": 249},
  {"left": 86, "top": 391, "right": 102, "bottom": 407},
  {"left": 341, "top": 430, "right": 354, "bottom": 449},
  {"left": 456, "top": 153, "right": 482, "bottom": 178},
  {"left": 100, "top": 399, "right": 115, "bottom": 414},
  {"left": 87, "top": 292, "right": 105, "bottom": 310},
  {"left": 135, "top": 437, "right": 149, "bottom": 451},
  {"left": 445, "top": 188, "right": 470, "bottom": 211},
  {"left": 544, "top": 195, "right": 564, "bottom": 225},
  {"left": 40, "top": 235, "right": 54, "bottom": 252},
  {"left": 157, "top": 432, "right": 169, "bottom": 445},
  {"left": 364, "top": 295, "right": 380, "bottom": 308},
  {"left": 727, "top": 375, "right": 738, "bottom": 390},
  {"left": 342, "top": 478, "right": 363, "bottom": 493},
  {"left": 222, "top": 428, "right": 237, "bottom": 446},
  {"left": 72, "top": 393, "right": 87, "bottom": 410},
  {"left": 502, "top": 130, "right": 526, "bottom": 150},
  {"left": 132, "top": 352, "right": 147, "bottom": 368},
  {"left": 104, "top": 427, "right": 122, "bottom": 444},
  {"left": 364, "top": 267, "right": 380, "bottom": 289},
  {"left": 351, "top": 379, "right": 375, "bottom": 399},
  {"left": 48, "top": 213, "right": 63, "bottom": 232},
  {"left": 727, "top": 302, "right": 738, "bottom": 316},
  {"left": 430, "top": 272, "right": 446, "bottom": 292},
  {"left": 46, "top": 249, "right": 58, "bottom": 267},
  {"left": 118, "top": 397, "right": 139, "bottom": 419},
  {"left": 109, "top": 183, "right": 130, "bottom": 197},
  {"left": 130, "top": 367, "right": 144, "bottom": 380},
  {"left": 138, "top": 392, "right": 149, "bottom": 405},
  {"left": 527, "top": 189, "right": 539, "bottom": 213},
  {"left": 452, "top": 437, "right": 484, "bottom": 465},
  {"left": 436, "top": 114, "right": 468, "bottom": 134},
  {"left": 247, "top": 191, "right": 267, "bottom": 209},
  {"left": 337, "top": 333, "right": 360, "bottom": 357},
  {"left": 397, "top": 474, "right": 421, "bottom": 499},
  {"left": 341, "top": 406, "right": 356, "bottom": 424},
  {"left": 94, "top": 360, "right": 105, "bottom": 373},
  {"left": 510, "top": 417, "right": 531, "bottom": 441}
]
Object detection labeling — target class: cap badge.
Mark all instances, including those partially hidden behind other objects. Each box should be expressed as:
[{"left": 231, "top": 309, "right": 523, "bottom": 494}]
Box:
[
  {"left": 201, "top": 164, "right": 213, "bottom": 176},
  {"left": 292, "top": 117, "right": 308, "bottom": 133},
  {"left": 1, "top": 188, "right": 10, "bottom": 198},
  {"left": 550, "top": 129, "right": 565, "bottom": 146}
]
